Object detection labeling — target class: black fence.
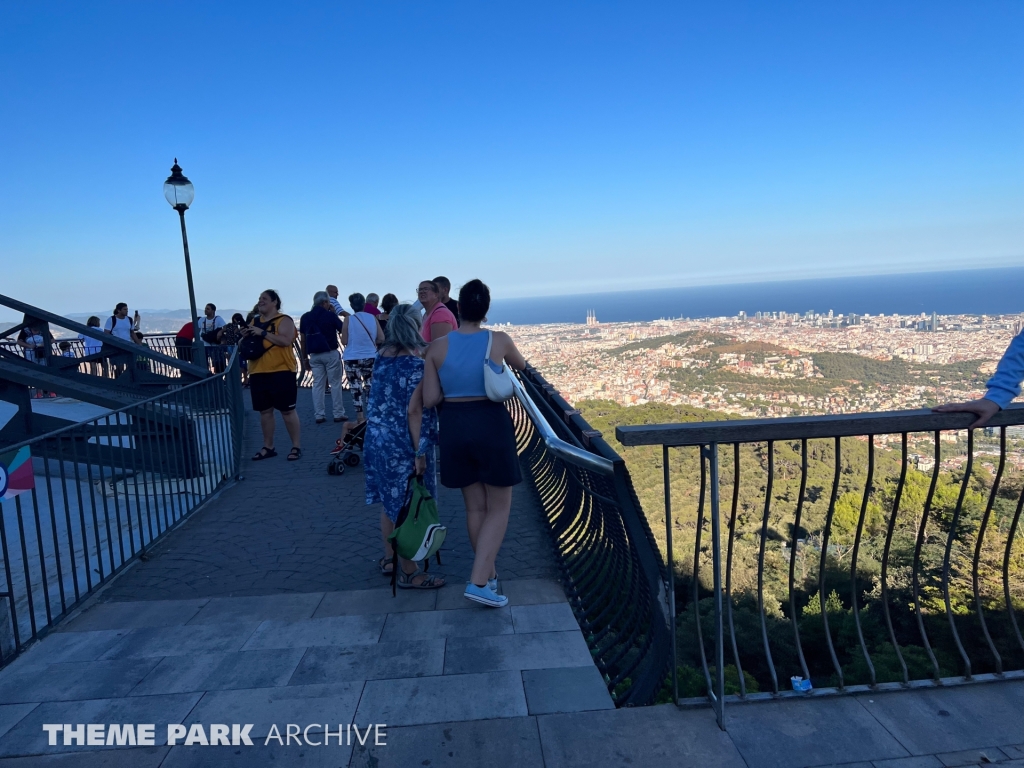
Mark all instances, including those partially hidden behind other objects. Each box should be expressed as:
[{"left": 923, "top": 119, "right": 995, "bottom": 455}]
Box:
[
  {"left": 0, "top": 354, "right": 245, "bottom": 664},
  {"left": 2, "top": 333, "right": 316, "bottom": 387},
  {"left": 511, "top": 366, "right": 671, "bottom": 706},
  {"left": 618, "top": 406, "right": 1024, "bottom": 728}
]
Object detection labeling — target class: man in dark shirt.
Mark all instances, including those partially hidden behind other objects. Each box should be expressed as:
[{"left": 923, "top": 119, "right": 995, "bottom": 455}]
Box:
[
  {"left": 434, "top": 276, "right": 460, "bottom": 327},
  {"left": 299, "top": 291, "right": 347, "bottom": 424}
]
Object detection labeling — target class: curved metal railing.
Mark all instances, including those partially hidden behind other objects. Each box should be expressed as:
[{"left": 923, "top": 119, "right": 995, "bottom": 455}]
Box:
[
  {"left": 509, "top": 365, "right": 671, "bottom": 706},
  {"left": 0, "top": 353, "right": 245, "bottom": 665},
  {"left": 618, "top": 405, "right": 1024, "bottom": 728}
]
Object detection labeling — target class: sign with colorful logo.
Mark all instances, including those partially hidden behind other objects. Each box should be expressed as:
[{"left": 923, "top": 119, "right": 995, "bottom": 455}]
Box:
[{"left": 0, "top": 446, "right": 34, "bottom": 500}]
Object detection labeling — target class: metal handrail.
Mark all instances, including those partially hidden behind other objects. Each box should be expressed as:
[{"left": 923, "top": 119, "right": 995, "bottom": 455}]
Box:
[
  {"left": 0, "top": 354, "right": 244, "bottom": 665},
  {"left": 617, "top": 402, "right": 1024, "bottom": 446},
  {"left": 0, "top": 349, "right": 242, "bottom": 455},
  {"left": 509, "top": 368, "right": 615, "bottom": 475},
  {"left": 509, "top": 364, "right": 671, "bottom": 706},
  {"left": 614, "top": 403, "right": 1024, "bottom": 730}
]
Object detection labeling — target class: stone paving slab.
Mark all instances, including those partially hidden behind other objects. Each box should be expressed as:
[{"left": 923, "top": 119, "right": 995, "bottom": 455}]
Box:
[
  {"left": 354, "top": 670, "right": 529, "bottom": 726},
  {"left": 0, "top": 746, "right": 170, "bottom": 766},
  {"left": 0, "top": 707, "right": 36, "bottom": 744},
  {"left": 313, "top": 588, "right": 436, "bottom": 616},
  {"left": 349, "top": 715, "right": 544, "bottom": 768},
  {"left": 725, "top": 696, "right": 910, "bottom": 768},
  {"left": 185, "top": 682, "right": 364, "bottom": 739},
  {"left": 443, "top": 630, "right": 594, "bottom": 675},
  {"left": 100, "top": 622, "right": 261, "bottom": 659},
  {"left": 522, "top": 666, "right": 615, "bottom": 715},
  {"left": 161, "top": 743, "right": 353, "bottom": 766},
  {"left": 129, "top": 649, "right": 307, "bottom": 696},
  {"left": 511, "top": 602, "right": 578, "bottom": 633},
  {"left": 288, "top": 639, "right": 446, "bottom": 685},
  {"left": 379, "top": 605, "right": 513, "bottom": 642},
  {"left": 499, "top": 578, "right": 569, "bottom": 605},
  {"left": 14, "top": 629, "right": 130, "bottom": 664},
  {"left": 537, "top": 704, "right": 747, "bottom": 768},
  {"left": 240, "top": 615, "right": 385, "bottom": 650},
  {"left": 872, "top": 756, "right": 944, "bottom": 768},
  {"left": 59, "top": 599, "right": 210, "bottom": 632},
  {"left": 935, "top": 748, "right": 1010, "bottom": 767},
  {"left": 187, "top": 594, "right": 326, "bottom": 625},
  {"left": 0, "top": 657, "right": 163, "bottom": 704},
  {"left": 857, "top": 684, "right": 1024, "bottom": 755},
  {"left": 0, "top": 693, "right": 202, "bottom": 756}
]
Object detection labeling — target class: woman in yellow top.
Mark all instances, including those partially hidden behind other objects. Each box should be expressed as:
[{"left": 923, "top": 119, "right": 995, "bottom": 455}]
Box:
[{"left": 242, "top": 289, "right": 303, "bottom": 461}]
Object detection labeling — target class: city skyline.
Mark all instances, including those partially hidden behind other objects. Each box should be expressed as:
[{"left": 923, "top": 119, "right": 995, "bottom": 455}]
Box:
[{"left": 2, "top": 2, "right": 1022, "bottom": 314}]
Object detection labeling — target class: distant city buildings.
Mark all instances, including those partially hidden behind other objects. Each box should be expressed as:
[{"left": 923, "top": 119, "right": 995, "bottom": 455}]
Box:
[{"left": 506, "top": 310, "right": 1023, "bottom": 419}]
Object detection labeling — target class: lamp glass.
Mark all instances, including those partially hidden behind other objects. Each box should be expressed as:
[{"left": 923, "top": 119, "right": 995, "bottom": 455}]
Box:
[{"left": 163, "top": 178, "right": 195, "bottom": 209}]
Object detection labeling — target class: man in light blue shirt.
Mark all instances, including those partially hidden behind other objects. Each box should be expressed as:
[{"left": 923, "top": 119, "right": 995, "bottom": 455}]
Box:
[
  {"left": 325, "top": 285, "right": 349, "bottom": 318},
  {"left": 935, "top": 330, "right": 1024, "bottom": 426}
]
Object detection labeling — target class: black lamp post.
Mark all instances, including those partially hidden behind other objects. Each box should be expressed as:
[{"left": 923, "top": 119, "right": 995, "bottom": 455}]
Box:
[{"left": 163, "top": 159, "right": 202, "bottom": 360}]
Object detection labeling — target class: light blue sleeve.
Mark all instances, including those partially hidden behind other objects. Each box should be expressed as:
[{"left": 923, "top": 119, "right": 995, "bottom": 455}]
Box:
[{"left": 985, "top": 331, "right": 1024, "bottom": 410}]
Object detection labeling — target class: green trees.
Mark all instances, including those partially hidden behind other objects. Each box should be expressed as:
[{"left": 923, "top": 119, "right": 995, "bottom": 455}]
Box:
[{"left": 579, "top": 399, "right": 1024, "bottom": 694}]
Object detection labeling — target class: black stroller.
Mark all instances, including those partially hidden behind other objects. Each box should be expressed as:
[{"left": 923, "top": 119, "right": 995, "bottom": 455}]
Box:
[{"left": 327, "top": 421, "right": 367, "bottom": 475}]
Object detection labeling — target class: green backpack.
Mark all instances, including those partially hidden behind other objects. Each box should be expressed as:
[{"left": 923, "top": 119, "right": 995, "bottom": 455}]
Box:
[{"left": 388, "top": 475, "right": 447, "bottom": 595}]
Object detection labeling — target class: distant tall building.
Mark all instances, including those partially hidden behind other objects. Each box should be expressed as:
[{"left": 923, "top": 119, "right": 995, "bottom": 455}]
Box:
[{"left": 585, "top": 310, "right": 598, "bottom": 326}]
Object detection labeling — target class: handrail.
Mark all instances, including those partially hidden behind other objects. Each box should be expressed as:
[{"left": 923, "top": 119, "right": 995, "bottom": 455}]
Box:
[
  {"left": 509, "top": 368, "right": 615, "bottom": 475},
  {"left": 0, "top": 352, "right": 244, "bottom": 666},
  {"left": 617, "top": 402, "right": 1024, "bottom": 447},
  {"left": 0, "top": 293, "right": 210, "bottom": 379},
  {"left": 510, "top": 365, "right": 671, "bottom": 706},
  {"left": 614, "top": 399, "right": 1024, "bottom": 730},
  {"left": 0, "top": 349, "right": 241, "bottom": 455}
]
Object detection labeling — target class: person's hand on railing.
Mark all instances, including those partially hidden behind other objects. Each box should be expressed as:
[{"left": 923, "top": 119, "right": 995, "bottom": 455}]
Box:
[{"left": 931, "top": 398, "right": 1000, "bottom": 428}]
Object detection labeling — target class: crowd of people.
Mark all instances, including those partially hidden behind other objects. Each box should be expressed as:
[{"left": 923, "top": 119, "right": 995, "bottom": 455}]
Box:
[{"left": 240, "top": 276, "right": 526, "bottom": 607}]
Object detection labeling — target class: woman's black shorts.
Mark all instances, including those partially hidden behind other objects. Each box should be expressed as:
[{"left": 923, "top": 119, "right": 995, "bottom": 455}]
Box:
[
  {"left": 250, "top": 370, "right": 298, "bottom": 413},
  {"left": 439, "top": 400, "right": 522, "bottom": 488}
]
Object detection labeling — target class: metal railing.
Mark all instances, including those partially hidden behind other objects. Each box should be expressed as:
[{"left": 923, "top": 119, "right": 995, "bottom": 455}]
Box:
[
  {"left": 510, "top": 365, "right": 671, "bottom": 706},
  {"left": 3, "top": 332, "right": 316, "bottom": 387},
  {"left": 618, "top": 405, "right": 1024, "bottom": 728},
  {"left": 0, "top": 353, "right": 245, "bottom": 664}
]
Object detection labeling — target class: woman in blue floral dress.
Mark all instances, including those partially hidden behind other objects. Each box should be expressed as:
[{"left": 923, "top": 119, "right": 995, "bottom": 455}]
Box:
[{"left": 364, "top": 304, "right": 444, "bottom": 589}]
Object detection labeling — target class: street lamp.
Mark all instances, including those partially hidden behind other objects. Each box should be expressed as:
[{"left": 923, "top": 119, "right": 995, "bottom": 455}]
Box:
[{"left": 163, "top": 159, "right": 202, "bottom": 361}]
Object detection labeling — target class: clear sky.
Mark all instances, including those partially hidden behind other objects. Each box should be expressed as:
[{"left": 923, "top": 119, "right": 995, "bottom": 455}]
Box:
[{"left": 2, "top": 1, "right": 1022, "bottom": 317}]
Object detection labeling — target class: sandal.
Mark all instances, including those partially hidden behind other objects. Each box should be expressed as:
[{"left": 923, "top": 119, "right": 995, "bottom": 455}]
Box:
[
  {"left": 397, "top": 568, "right": 446, "bottom": 590},
  {"left": 379, "top": 557, "right": 395, "bottom": 576},
  {"left": 252, "top": 447, "right": 277, "bottom": 461},
  {"left": 287, "top": 447, "right": 302, "bottom": 461}
]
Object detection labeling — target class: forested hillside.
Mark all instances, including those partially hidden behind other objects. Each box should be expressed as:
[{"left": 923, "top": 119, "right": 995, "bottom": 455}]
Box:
[{"left": 577, "top": 399, "right": 1024, "bottom": 698}]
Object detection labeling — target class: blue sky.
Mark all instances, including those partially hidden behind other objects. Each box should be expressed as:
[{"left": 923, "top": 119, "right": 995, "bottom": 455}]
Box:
[{"left": 1, "top": 1, "right": 1022, "bottom": 317}]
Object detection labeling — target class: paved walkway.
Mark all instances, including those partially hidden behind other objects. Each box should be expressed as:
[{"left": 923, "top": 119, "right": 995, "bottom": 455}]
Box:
[
  {"left": 99, "top": 388, "right": 559, "bottom": 599},
  {"left": 1, "top": 388, "right": 1023, "bottom": 765}
]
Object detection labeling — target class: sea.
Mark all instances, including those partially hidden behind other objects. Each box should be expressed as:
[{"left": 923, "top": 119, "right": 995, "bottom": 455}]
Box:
[{"left": 486, "top": 266, "right": 1024, "bottom": 326}]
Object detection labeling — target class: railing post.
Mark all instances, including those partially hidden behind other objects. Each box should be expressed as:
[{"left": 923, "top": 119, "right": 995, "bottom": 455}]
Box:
[
  {"left": 0, "top": 594, "right": 15, "bottom": 662},
  {"left": 663, "top": 445, "right": 677, "bottom": 706},
  {"left": 707, "top": 443, "right": 725, "bottom": 729},
  {"left": 225, "top": 354, "right": 245, "bottom": 479}
]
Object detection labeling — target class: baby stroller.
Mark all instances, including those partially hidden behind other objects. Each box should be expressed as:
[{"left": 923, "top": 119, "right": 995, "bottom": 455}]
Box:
[{"left": 327, "top": 421, "right": 367, "bottom": 475}]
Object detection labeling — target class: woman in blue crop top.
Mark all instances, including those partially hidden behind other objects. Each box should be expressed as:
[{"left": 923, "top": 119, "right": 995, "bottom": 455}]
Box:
[{"left": 423, "top": 279, "right": 527, "bottom": 609}]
